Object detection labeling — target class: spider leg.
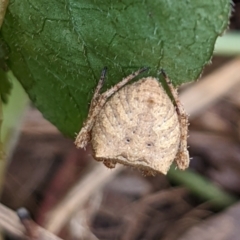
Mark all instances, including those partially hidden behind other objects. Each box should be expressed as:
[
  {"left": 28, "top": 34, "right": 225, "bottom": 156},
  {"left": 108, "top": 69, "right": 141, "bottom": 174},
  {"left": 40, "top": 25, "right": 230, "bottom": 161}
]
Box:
[
  {"left": 75, "top": 67, "right": 107, "bottom": 149},
  {"left": 101, "top": 67, "right": 148, "bottom": 99},
  {"left": 161, "top": 69, "right": 189, "bottom": 170},
  {"left": 89, "top": 67, "right": 107, "bottom": 110}
]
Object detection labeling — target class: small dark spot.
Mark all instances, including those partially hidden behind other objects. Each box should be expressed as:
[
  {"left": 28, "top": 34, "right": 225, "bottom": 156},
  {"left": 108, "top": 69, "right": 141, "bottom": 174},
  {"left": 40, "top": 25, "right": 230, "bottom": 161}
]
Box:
[
  {"left": 147, "top": 98, "right": 155, "bottom": 105},
  {"left": 147, "top": 98, "right": 155, "bottom": 108},
  {"left": 147, "top": 98, "right": 155, "bottom": 104},
  {"left": 146, "top": 142, "right": 154, "bottom": 147},
  {"left": 126, "top": 137, "right": 131, "bottom": 143}
]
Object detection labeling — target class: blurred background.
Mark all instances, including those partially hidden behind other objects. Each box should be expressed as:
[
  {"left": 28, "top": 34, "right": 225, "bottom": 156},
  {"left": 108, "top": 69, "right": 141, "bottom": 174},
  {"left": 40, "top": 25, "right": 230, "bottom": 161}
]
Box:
[{"left": 1, "top": 1, "right": 240, "bottom": 240}]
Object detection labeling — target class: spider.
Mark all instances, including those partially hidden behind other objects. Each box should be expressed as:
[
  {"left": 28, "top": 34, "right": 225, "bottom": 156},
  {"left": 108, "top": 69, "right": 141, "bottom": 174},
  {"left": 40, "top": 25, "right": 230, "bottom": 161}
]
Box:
[{"left": 75, "top": 67, "right": 189, "bottom": 175}]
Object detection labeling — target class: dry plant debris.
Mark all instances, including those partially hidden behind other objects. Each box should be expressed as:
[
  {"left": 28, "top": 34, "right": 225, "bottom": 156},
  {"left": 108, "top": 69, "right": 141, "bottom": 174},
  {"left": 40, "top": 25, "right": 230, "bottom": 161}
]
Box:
[{"left": 75, "top": 68, "right": 189, "bottom": 175}]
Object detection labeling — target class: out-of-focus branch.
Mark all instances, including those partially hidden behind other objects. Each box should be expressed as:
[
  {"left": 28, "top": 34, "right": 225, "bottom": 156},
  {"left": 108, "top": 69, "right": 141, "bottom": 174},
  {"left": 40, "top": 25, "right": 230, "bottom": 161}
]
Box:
[
  {"left": 180, "top": 58, "right": 240, "bottom": 118},
  {"left": 0, "top": 203, "right": 63, "bottom": 240},
  {"left": 44, "top": 162, "right": 123, "bottom": 234}
]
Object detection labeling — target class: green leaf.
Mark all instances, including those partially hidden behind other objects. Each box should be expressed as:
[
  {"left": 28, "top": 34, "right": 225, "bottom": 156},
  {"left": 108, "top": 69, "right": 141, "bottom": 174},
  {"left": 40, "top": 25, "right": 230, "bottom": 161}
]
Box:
[
  {"left": 0, "top": 38, "right": 11, "bottom": 103},
  {"left": 0, "top": 69, "right": 12, "bottom": 103},
  {"left": 0, "top": 96, "right": 5, "bottom": 192},
  {"left": 0, "top": 0, "right": 230, "bottom": 137}
]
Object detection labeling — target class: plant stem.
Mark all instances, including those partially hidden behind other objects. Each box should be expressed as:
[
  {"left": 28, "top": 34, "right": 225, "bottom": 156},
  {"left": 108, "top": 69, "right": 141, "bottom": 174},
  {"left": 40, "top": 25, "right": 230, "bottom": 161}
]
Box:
[
  {"left": 214, "top": 31, "right": 240, "bottom": 56},
  {"left": 168, "top": 166, "right": 238, "bottom": 209}
]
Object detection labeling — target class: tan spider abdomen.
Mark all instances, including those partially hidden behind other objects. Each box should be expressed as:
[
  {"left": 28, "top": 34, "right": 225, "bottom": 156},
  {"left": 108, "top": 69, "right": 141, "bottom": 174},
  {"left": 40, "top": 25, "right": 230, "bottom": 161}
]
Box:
[{"left": 91, "top": 77, "right": 181, "bottom": 175}]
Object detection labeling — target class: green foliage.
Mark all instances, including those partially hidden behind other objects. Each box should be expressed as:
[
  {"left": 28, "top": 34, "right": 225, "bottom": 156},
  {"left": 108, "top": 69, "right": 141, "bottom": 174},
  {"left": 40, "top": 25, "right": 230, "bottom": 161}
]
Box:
[
  {"left": 0, "top": 39, "right": 11, "bottom": 103},
  {"left": 0, "top": 70, "right": 12, "bottom": 103},
  {"left": 0, "top": 0, "right": 230, "bottom": 137}
]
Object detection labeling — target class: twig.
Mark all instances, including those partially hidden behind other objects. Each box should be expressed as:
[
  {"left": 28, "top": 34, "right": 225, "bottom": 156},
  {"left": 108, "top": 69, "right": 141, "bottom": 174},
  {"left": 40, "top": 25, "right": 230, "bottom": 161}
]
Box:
[
  {"left": 180, "top": 57, "right": 240, "bottom": 118},
  {"left": 0, "top": 203, "right": 63, "bottom": 239},
  {"left": 44, "top": 162, "right": 123, "bottom": 234},
  {"left": 17, "top": 208, "right": 39, "bottom": 240}
]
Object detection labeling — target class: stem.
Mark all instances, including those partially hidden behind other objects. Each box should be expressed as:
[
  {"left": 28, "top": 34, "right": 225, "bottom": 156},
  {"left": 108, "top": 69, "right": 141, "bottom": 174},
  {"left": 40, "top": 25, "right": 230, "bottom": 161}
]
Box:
[
  {"left": 214, "top": 31, "right": 240, "bottom": 56},
  {"left": 0, "top": 70, "right": 29, "bottom": 193},
  {"left": 168, "top": 166, "right": 238, "bottom": 209}
]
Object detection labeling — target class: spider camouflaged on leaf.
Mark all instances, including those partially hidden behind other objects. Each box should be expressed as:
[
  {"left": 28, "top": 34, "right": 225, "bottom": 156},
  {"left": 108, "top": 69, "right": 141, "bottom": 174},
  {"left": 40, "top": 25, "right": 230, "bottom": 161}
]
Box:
[{"left": 75, "top": 68, "right": 189, "bottom": 175}]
